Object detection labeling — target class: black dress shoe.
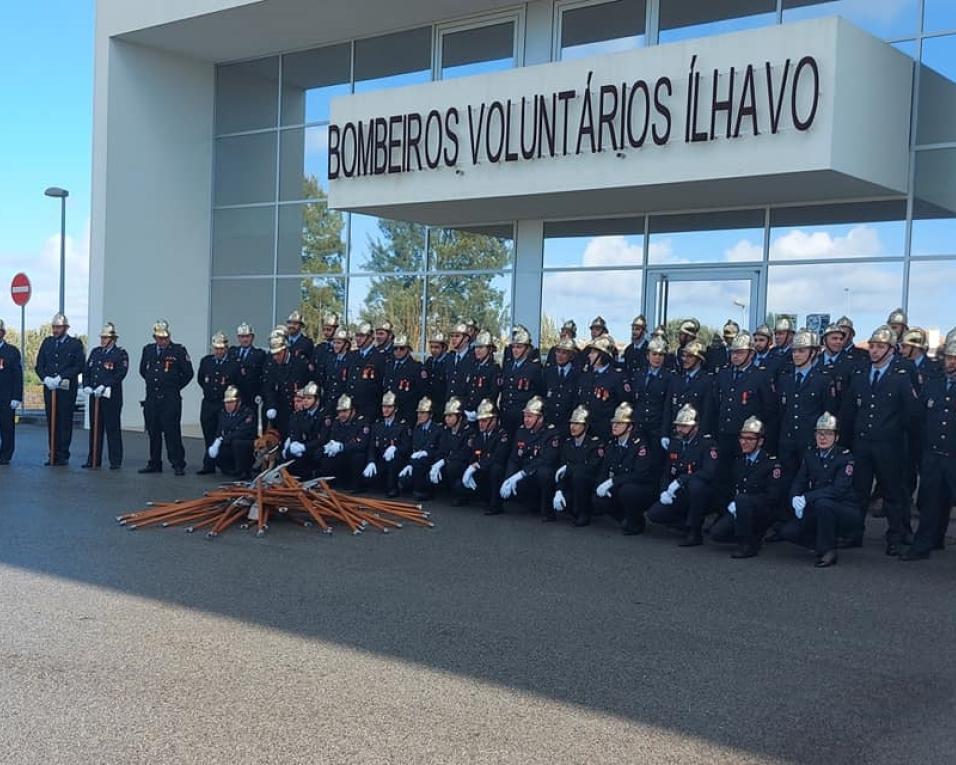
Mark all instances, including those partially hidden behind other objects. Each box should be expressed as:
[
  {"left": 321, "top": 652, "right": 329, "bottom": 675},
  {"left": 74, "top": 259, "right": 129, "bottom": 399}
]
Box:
[
  {"left": 763, "top": 528, "right": 784, "bottom": 543},
  {"left": 0, "top": 459, "right": 9, "bottom": 465},
  {"left": 900, "top": 547, "right": 930, "bottom": 561},
  {"left": 173, "top": 467, "right": 185, "bottom": 476},
  {"left": 484, "top": 508, "right": 504, "bottom": 516},
  {"left": 815, "top": 550, "right": 838, "bottom": 567},
  {"left": 138, "top": 466, "right": 161, "bottom": 474},
  {"left": 679, "top": 532, "right": 703, "bottom": 547},
  {"left": 731, "top": 543, "right": 759, "bottom": 559},
  {"left": 885, "top": 543, "right": 903, "bottom": 557},
  {"left": 195, "top": 467, "right": 215, "bottom": 475}
]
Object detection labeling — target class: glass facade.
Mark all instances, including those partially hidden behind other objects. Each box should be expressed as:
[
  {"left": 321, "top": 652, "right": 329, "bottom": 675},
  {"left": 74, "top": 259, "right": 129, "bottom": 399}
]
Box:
[{"left": 213, "top": 1, "right": 956, "bottom": 351}]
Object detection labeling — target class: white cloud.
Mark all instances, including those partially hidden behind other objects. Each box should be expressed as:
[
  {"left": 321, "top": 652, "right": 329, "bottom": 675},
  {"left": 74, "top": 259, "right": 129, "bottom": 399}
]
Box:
[{"left": 769, "top": 226, "right": 884, "bottom": 261}]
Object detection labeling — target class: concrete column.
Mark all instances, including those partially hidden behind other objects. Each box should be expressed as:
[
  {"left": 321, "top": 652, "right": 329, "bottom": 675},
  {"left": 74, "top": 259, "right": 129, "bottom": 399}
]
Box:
[{"left": 512, "top": 219, "right": 544, "bottom": 342}]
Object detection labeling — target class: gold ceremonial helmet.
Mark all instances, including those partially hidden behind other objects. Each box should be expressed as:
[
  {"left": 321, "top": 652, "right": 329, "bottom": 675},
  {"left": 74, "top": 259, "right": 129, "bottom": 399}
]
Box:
[
  {"left": 512, "top": 327, "right": 532, "bottom": 345},
  {"left": 269, "top": 336, "right": 287, "bottom": 353},
  {"left": 51, "top": 312, "right": 69, "bottom": 328},
  {"left": 815, "top": 412, "right": 839, "bottom": 432},
  {"left": 336, "top": 394, "right": 353, "bottom": 411},
  {"left": 868, "top": 325, "right": 897, "bottom": 345},
  {"left": 476, "top": 399, "right": 497, "bottom": 420},
  {"left": 444, "top": 397, "right": 464, "bottom": 416},
  {"left": 791, "top": 330, "right": 817, "bottom": 350},
  {"left": 752, "top": 324, "right": 772, "bottom": 339},
  {"left": 730, "top": 332, "right": 754, "bottom": 352},
  {"left": 587, "top": 335, "right": 616, "bottom": 357},
  {"left": 377, "top": 319, "right": 394, "bottom": 333},
  {"left": 774, "top": 317, "right": 795, "bottom": 333},
  {"left": 451, "top": 322, "right": 469, "bottom": 336},
  {"left": 569, "top": 405, "right": 590, "bottom": 424},
  {"left": 236, "top": 322, "right": 254, "bottom": 336},
  {"left": 152, "top": 320, "right": 170, "bottom": 338},
  {"left": 100, "top": 322, "right": 118, "bottom": 339},
  {"left": 223, "top": 385, "right": 240, "bottom": 403},
  {"left": 900, "top": 328, "right": 929, "bottom": 351},
  {"left": 632, "top": 314, "right": 647, "bottom": 329},
  {"left": 211, "top": 331, "right": 229, "bottom": 349},
  {"left": 271, "top": 325, "right": 289, "bottom": 339},
  {"left": 647, "top": 337, "right": 668, "bottom": 355},
  {"left": 723, "top": 319, "right": 740, "bottom": 339},
  {"left": 887, "top": 307, "right": 908, "bottom": 326},
  {"left": 429, "top": 331, "right": 448, "bottom": 345},
  {"left": 589, "top": 315, "right": 607, "bottom": 330},
  {"left": 298, "top": 381, "right": 319, "bottom": 398},
  {"left": 475, "top": 330, "right": 495, "bottom": 348},
  {"left": 610, "top": 402, "right": 633, "bottom": 424},
  {"left": 822, "top": 323, "right": 844, "bottom": 338},
  {"left": 561, "top": 319, "right": 577, "bottom": 335},
  {"left": 286, "top": 310, "right": 304, "bottom": 325},
  {"left": 555, "top": 337, "right": 577, "bottom": 353},
  {"left": 673, "top": 403, "right": 698, "bottom": 426},
  {"left": 740, "top": 416, "right": 764, "bottom": 436},
  {"left": 678, "top": 318, "right": 700, "bottom": 338},
  {"left": 836, "top": 315, "right": 854, "bottom": 332},
  {"left": 382, "top": 391, "right": 397, "bottom": 407},
  {"left": 333, "top": 328, "right": 350, "bottom": 343},
  {"left": 393, "top": 335, "right": 410, "bottom": 349},
  {"left": 523, "top": 396, "right": 545, "bottom": 416},
  {"left": 465, "top": 318, "right": 479, "bottom": 332},
  {"left": 683, "top": 340, "right": 707, "bottom": 362},
  {"left": 355, "top": 321, "right": 373, "bottom": 336},
  {"left": 943, "top": 339, "right": 956, "bottom": 357},
  {"left": 323, "top": 312, "right": 340, "bottom": 327},
  {"left": 417, "top": 397, "right": 433, "bottom": 413}
]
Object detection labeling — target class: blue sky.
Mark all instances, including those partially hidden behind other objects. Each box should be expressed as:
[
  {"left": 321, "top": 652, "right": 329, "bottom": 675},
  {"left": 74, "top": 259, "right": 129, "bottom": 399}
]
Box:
[{"left": 0, "top": 1, "right": 93, "bottom": 333}]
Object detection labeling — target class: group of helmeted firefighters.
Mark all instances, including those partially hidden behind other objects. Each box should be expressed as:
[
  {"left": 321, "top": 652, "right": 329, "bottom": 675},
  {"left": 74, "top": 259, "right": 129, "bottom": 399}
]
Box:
[{"left": 0, "top": 306, "right": 954, "bottom": 567}]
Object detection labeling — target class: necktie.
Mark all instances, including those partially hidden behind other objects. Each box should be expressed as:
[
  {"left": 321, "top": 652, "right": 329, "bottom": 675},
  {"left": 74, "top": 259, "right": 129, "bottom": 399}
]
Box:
[
  {"left": 871, "top": 369, "right": 879, "bottom": 389},
  {"left": 733, "top": 369, "right": 740, "bottom": 383},
  {"left": 241, "top": 348, "right": 247, "bottom": 361},
  {"left": 947, "top": 379, "right": 954, "bottom": 394}
]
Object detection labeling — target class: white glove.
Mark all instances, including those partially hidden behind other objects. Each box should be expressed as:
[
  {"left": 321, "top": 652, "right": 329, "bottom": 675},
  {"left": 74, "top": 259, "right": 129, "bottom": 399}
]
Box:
[
  {"left": 727, "top": 501, "right": 737, "bottom": 517},
  {"left": 290, "top": 441, "right": 306, "bottom": 457},
  {"left": 102, "top": 386, "right": 112, "bottom": 399},
  {"left": 792, "top": 495, "right": 806, "bottom": 520},
  {"left": 81, "top": 386, "right": 94, "bottom": 396},
  {"left": 509, "top": 470, "right": 526, "bottom": 489},
  {"left": 465, "top": 410, "right": 477, "bottom": 422},
  {"left": 383, "top": 445, "right": 397, "bottom": 462},
  {"left": 265, "top": 408, "right": 277, "bottom": 420},
  {"left": 9, "top": 400, "right": 20, "bottom": 410},
  {"left": 94, "top": 385, "right": 105, "bottom": 398},
  {"left": 659, "top": 490, "right": 674, "bottom": 505},
  {"left": 208, "top": 437, "right": 222, "bottom": 459},
  {"left": 411, "top": 450, "right": 428, "bottom": 460},
  {"left": 254, "top": 395, "right": 263, "bottom": 405},
  {"left": 555, "top": 464, "right": 567, "bottom": 482},
  {"left": 667, "top": 480, "right": 681, "bottom": 495},
  {"left": 553, "top": 489, "right": 566, "bottom": 512},
  {"left": 52, "top": 375, "right": 62, "bottom": 388},
  {"left": 660, "top": 437, "right": 670, "bottom": 451},
  {"left": 399, "top": 465, "right": 412, "bottom": 479},
  {"left": 323, "top": 440, "right": 343, "bottom": 456},
  {"left": 462, "top": 464, "right": 477, "bottom": 491},
  {"left": 43, "top": 376, "right": 56, "bottom": 390},
  {"left": 596, "top": 478, "right": 614, "bottom": 498},
  {"left": 499, "top": 476, "right": 516, "bottom": 499},
  {"left": 363, "top": 461, "right": 377, "bottom": 478},
  {"left": 429, "top": 459, "right": 446, "bottom": 484}
]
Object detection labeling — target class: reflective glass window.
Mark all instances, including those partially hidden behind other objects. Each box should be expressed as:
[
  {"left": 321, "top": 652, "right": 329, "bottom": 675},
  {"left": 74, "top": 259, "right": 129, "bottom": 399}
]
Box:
[
  {"left": 353, "top": 27, "right": 432, "bottom": 93},
  {"left": 559, "top": 0, "right": 646, "bottom": 61},
  {"left": 212, "top": 207, "right": 275, "bottom": 277},
  {"left": 906, "top": 261, "right": 956, "bottom": 342},
  {"left": 441, "top": 22, "right": 515, "bottom": 79},
  {"left": 211, "top": 279, "right": 274, "bottom": 344},
  {"left": 214, "top": 132, "right": 277, "bottom": 206},
  {"left": 649, "top": 210, "right": 765, "bottom": 264},
  {"left": 912, "top": 148, "right": 956, "bottom": 256},
  {"left": 540, "top": 268, "right": 643, "bottom": 346},
  {"left": 428, "top": 225, "right": 514, "bottom": 271},
  {"left": 917, "top": 34, "right": 956, "bottom": 146},
  {"left": 348, "top": 275, "right": 425, "bottom": 350},
  {"left": 543, "top": 217, "right": 644, "bottom": 268},
  {"left": 277, "top": 203, "right": 346, "bottom": 275},
  {"left": 781, "top": 0, "right": 918, "bottom": 40},
  {"left": 215, "top": 57, "right": 278, "bottom": 134},
  {"left": 924, "top": 0, "right": 956, "bottom": 35},
  {"left": 276, "top": 276, "right": 346, "bottom": 333},
  {"left": 279, "top": 125, "right": 329, "bottom": 200},
  {"left": 349, "top": 214, "right": 426, "bottom": 273},
  {"left": 659, "top": 0, "right": 776, "bottom": 44},
  {"left": 281, "top": 44, "right": 351, "bottom": 125},
  {"left": 769, "top": 201, "right": 906, "bottom": 261},
  {"left": 427, "top": 273, "right": 512, "bottom": 341}
]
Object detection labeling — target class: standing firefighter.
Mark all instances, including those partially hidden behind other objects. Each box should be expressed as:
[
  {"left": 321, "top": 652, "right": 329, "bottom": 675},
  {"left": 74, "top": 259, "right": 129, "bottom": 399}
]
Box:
[
  {"left": 138, "top": 320, "right": 193, "bottom": 475},
  {"left": 197, "top": 332, "right": 240, "bottom": 475},
  {"left": 206, "top": 385, "right": 257, "bottom": 479},
  {"left": 81, "top": 322, "right": 129, "bottom": 469},
  {"left": 0, "top": 319, "right": 23, "bottom": 465},
  {"left": 262, "top": 334, "right": 310, "bottom": 435},
  {"left": 229, "top": 322, "right": 266, "bottom": 425},
  {"left": 36, "top": 313, "right": 85, "bottom": 466}
]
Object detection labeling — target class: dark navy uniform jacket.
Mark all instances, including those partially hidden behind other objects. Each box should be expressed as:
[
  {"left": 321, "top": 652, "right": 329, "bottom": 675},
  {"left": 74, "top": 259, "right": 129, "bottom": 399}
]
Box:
[
  {"left": 597, "top": 435, "right": 657, "bottom": 488},
  {"left": 262, "top": 354, "right": 310, "bottom": 413},
  {"left": 84, "top": 344, "right": 130, "bottom": 399},
  {"left": 346, "top": 346, "right": 386, "bottom": 412},
  {"left": 36, "top": 335, "right": 85, "bottom": 387},
  {"left": 383, "top": 356, "right": 427, "bottom": 419},
  {"left": 424, "top": 353, "right": 449, "bottom": 411},
  {"left": 920, "top": 376, "right": 956, "bottom": 457},
  {"left": 434, "top": 423, "right": 473, "bottom": 465},
  {"left": 776, "top": 363, "right": 838, "bottom": 448},
  {"left": 465, "top": 358, "right": 501, "bottom": 412},
  {"left": 229, "top": 344, "right": 267, "bottom": 407},
  {"left": 663, "top": 433, "right": 720, "bottom": 489},
  {"left": 217, "top": 405, "right": 257, "bottom": 444},
  {"left": 139, "top": 342, "right": 193, "bottom": 399},
  {"left": 287, "top": 407, "right": 326, "bottom": 457},
  {"left": 367, "top": 417, "right": 411, "bottom": 461},
  {"left": 558, "top": 433, "right": 605, "bottom": 479},
  {"left": 577, "top": 364, "right": 632, "bottom": 435},
  {"left": 198, "top": 355, "right": 240, "bottom": 403},
  {"left": 410, "top": 419, "right": 442, "bottom": 457},
  {"left": 466, "top": 425, "right": 512, "bottom": 471},
  {"left": 287, "top": 332, "right": 315, "bottom": 368},
  {"left": 543, "top": 363, "right": 579, "bottom": 426},
  {"left": 790, "top": 447, "right": 856, "bottom": 505},
  {"left": 731, "top": 450, "right": 784, "bottom": 505},
  {"left": 713, "top": 364, "right": 777, "bottom": 437},
  {"left": 631, "top": 365, "right": 674, "bottom": 439},
  {"left": 506, "top": 423, "right": 559, "bottom": 477},
  {"left": 444, "top": 349, "right": 475, "bottom": 402},
  {"left": 499, "top": 358, "right": 544, "bottom": 415},
  {"left": 663, "top": 368, "right": 715, "bottom": 437},
  {"left": 0, "top": 341, "right": 23, "bottom": 404},
  {"left": 319, "top": 351, "right": 351, "bottom": 413},
  {"left": 838, "top": 363, "right": 919, "bottom": 447},
  {"left": 622, "top": 339, "right": 649, "bottom": 374},
  {"left": 321, "top": 413, "right": 370, "bottom": 455}
]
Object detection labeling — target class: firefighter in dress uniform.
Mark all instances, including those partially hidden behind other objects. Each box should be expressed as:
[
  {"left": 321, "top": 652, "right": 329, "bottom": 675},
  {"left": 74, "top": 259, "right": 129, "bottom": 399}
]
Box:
[
  {"left": 196, "top": 331, "right": 240, "bottom": 475},
  {"left": 36, "top": 312, "right": 85, "bottom": 466},
  {"left": 362, "top": 391, "right": 411, "bottom": 497},
  {"left": 498, "top": 396, "right": 559, "bottom": 519},
  {"left": 400, "top": 396, "right": 443, "bottom": 501},
  {"left": 0, "top": 319, "right": 23, "bottom": 465},
  {"left": 458, "top": 398, "right": 512, "bottom": 514},
  {"left": 81, "top": 322, "right": 129, "bottom": 469},
  {"left": 206, "top": 384, "right": 257, "bottom": 479}
]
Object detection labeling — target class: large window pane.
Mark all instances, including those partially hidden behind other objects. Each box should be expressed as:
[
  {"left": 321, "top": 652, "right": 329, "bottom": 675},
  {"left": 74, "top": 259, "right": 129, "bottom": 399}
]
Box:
[
  {"left": 276, "top": 276, "right": 346, "bottom": 335},
  {"left": 912, "top": 148, "right": 956, "bottom": 256},
  {"left": 560, "top": 0, "right": 646, "bottom": 61},
  {"left": 441, "top": 21, "right": 515, "bottom": 79},
  {"left": 349, "top": 214, "right": 426, "bottom": 273},
  {"left": 281, "top": 44, "right": 351, "bottom": 125},
  {"left": 769, "top": 201, "right": 906, "bottom": 261},
  {"left": 543, "top": 217, "right": 644, "bottom": 268},
  {"left": 348, "top": 275, "right": 425, "bottom": 350},
  {"left": 354, "top": 27, "right": 432, "bottom": 92},
  {"left": 211, "top": 279, "right": 274, "bottom": 344},
  {"left": 649, "top": 210, "right": 764, "bottom": 264},
  {"left": 916, "top": 34, "right": 956, "bottom": 146},
  {"left": 279, "top": 126, "right": 328, "bottom": 200},
  {"left": 277, "top": 203, "right": 346, "bottom": 275},
  {"left": 212, "top": 207, "right": 275, "bottom": 277},
  {"left": 427, "top": 273, "right": 512, "bottom": 341},
  {"left": 767, "top": 262, "right": 904, "bottom": 340},
  {"left": 659, "top": 0, "right": 776, "bottom": 43},
  {"left": 428, "top": 225, "right": 514, "bottom": 271},
  {"left": 215, "top": 57, "right": 278, "bottom": 134},
  {"left": 540, "top": 269, "right": 642, "bottom": 348},
  {"left": 782, "top": 0, "right": 918, "bottom": 40},
  {"left": 924, "top": 0, "right": 956, "bottom": 35},
  {"left": 214, "top": 132, "right": 277, "bottom": 206},
  {"left": 906, "top": 261, "right": 955, "bottom": 344}
]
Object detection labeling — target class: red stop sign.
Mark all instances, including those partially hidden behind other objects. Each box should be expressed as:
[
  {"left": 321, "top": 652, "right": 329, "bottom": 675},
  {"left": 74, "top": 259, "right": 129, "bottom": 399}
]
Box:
[{"left": 11, "top": 273, "right": 31, "bottom": 307}]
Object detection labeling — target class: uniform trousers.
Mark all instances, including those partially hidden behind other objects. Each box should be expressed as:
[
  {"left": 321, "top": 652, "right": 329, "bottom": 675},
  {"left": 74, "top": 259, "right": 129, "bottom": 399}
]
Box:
[
  {"left": 0, "top": 398, "right": 16, "bottom": 462},
  {"left": 852, "top": 438, "right": 910, "bottom": 545},
  {"left": 647, "top": 480, "right": 715, "bottom": 535},
  {"left": 199, "top": 399, "right": 220, "bottom": 470},
  {"left": 593, "top": 482, "right": 657, "bottom": 532},
  {"left": 215, "top": 439, "right": 254, "bottom": 478},
  {"left": 43, "top": 387, "right": 77, "bottom": 462},
  {"left": 555, "top": 466, "right": 598, "bottom": 522},
  {"left": 143, "top": 395, "right": 185, "bottom": 470},
  {"left": 710, "top": 495, "right": 773, "bottom": 547},
  {"left": 454, "top": 463, "right": 506, "bottom": 511},
  {"left": 780, "top": 498, "right": 860, "bottom": 555},
  {"left": 911, "top": 451, "right": 955, "bottom": 554},
  {"left": 86, "top": 393, "right": 123, "bottom": 467}
]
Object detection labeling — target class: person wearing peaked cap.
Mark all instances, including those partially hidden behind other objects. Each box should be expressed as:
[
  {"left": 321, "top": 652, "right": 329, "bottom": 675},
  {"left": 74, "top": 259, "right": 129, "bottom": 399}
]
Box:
[
  {"left": 282, "top": 382, "right": 325, "bottom": 479},
  {"left": 196, "top": 332, "right": 241, "bottom": 475},
  {"left": 229, "top": 322, "right": 267, "bottom": 427},
  {"left": 779, "top": 412, "right": 860, "bottom": 567},
  {"left": 347, "top": 321, "right": 386, "bottom": 421},
  {"left": 622, "top": 314, "right": 650, "bottom": 375},
  {"left": 0, "top": 319, "right": 24, "bottom": 464},
  {"left": 647, "top": 404, "right": 720, "bottom": 547},
  {"left": 362, "top": 391, "right": 411, "bottom": 497},
  {"left": 138, "top": 320, "right": 193, "bottom": 476},
  {"left": 499, "top": 328, "right": 544, "bottom": 436},
  {"left": 36, "top": 312, "right": 85, "bottom": 466},
  {"left": 444, "top": 323, "right": 475, "bottom": 402},
  {"left": 457, "top": 399, "right": 511, "bottom": 514},
  {"left": 498, "top": 396, "right": 560, "bottom": 519},
  {"left": 261, "top": 334, "right": 311, "bottom": 437},
  {"left": 401, "top": 397, "right": 444, "bottom": 500},
  {"left": 662, "top": 339, "right": 715, "bottom": 443},
  {"left": 902, "top": 340, "right": 956, "bottom": 561},
  {"left": 318, "top": 328, "right": 352, "bottom": 417},
  {"left": 424, "top": 331, "right": 450, "bottom": 413},
  {"left": 577, "top": 334, "right": 630, "bottom": 440},
  {"left": 81, "top": 322, "right": 130, "bottom": 469},
  {"left": 285, "top": 309, "right": 315, "bottom": 365},
  {"left": 207, "top": 385, "right": 257, "bottom": 480},
  {"left": 630, "top": 336, "right": 676, "bottom": 470},
  {"left": 384, "top": 334, "right": 427, "bottom": 424},
  {"left": 709, "top": 417, "right": 786, "bottom": 558},
  {"left": 588, "top": 315, "right": 608, "bottom": 340},
  {"left": 550, "top": 405, "right": 604, "bottom": 525},
  {"left": 543, "top": 338, "right": 579, "bottom": 427},
  {"left": 374, "top": 319, "right": 395, "bottom": 355},
  {"left": 464, "top": 331, "right": 501, "bottom": 419},
  {"left": 312, "top": 312, "right": 341, "bottom": 372},
  {"left": 837, "top": 325, "right": 921, "bottom": 556},
  {"left": 317, "top": 394, "right": 371, "bottom": 490},
  {"left": 424, "top": 397, "right": 473, "bottom": 502}
]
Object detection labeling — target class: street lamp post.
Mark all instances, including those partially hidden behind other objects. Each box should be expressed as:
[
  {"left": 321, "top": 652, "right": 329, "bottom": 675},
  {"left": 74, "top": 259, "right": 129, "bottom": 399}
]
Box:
[
  {"left": 733, "top": 299, "right": 747, "bottom": 326},
  {"left": 44, "top": 187, "right": 69, "bottom": 315}
]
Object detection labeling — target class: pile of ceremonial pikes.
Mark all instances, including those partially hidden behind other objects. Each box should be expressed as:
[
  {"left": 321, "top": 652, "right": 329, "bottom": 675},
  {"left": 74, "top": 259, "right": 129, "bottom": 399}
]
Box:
[{"left": 116, "top": 460, "right": 433, "bottom": 539}]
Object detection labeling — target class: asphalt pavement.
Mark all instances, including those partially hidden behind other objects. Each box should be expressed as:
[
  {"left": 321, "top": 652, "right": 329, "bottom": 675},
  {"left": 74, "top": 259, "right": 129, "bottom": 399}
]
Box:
[{"left": 1, "top": 423, "right": 954, "bottom": 764}]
